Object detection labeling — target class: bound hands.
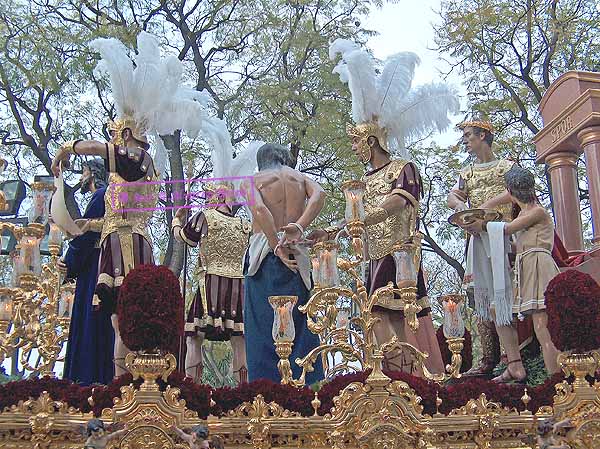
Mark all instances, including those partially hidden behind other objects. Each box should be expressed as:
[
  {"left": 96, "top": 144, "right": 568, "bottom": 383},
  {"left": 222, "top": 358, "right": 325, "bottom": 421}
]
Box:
[{"left": 275, "top": 242, "right": 298, "bottom": 272}]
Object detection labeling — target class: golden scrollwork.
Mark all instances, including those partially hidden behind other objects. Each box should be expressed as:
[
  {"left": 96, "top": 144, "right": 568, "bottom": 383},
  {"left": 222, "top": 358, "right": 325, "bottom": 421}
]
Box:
[{"left": 0, "top": 222, "right": 74, "bottom": 377}]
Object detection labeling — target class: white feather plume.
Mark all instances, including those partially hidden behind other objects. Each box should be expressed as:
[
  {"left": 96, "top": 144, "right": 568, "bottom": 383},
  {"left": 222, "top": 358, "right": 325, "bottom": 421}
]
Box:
[
  {"left": 385, "top": 83, "right": 460, "bottom": 149},
  {"left": 329, "top": 38, "right": 378, "bottom": 123},
  {"left": 329, "top": 39, "right": 459, "bottom": 154},
  {"left": 377, "top": 52, "right": 420, "bottom": 118},
  {"left": 200, "top": 117, "right": 258, "bottom": 188},
  {"left": 90, "top": 31, "right": 210, "bottom": 179}
]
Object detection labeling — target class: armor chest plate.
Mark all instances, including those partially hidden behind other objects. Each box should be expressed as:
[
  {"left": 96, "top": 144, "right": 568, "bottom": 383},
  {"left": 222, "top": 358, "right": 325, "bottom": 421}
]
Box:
[
  {"left": 200, "top": 209, "right": 251, "bottom": 278},
  {"left": 100, "top": 172, "right": 158, "bottom": 242},
  {"left": 363, "top": 160, "right": 415, "bottom": 260},
  {"left": 461, "top": 160, "right": 514, "bottom": 221}
]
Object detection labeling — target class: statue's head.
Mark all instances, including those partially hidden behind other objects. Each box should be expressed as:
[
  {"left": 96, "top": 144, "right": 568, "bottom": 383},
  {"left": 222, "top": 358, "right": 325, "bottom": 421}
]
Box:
[
  {"left": 256, "top": 143, "right": 292, "bottom": 170},
  {"left": 107, "top": 116, "right": 149, "bottom": 149},
  {"left": 191, "top": 424, "right": 209, "bottom": 442},
  {"left": 86, "top": 419, "right": 105, "bottom": 437},
  {"left": 346, "top": 121, "right": 388, "bottom": 164},
  {"left": 81, "top": 158, "right": 108, "bottom": 193},
  {"left": 504, "top": 165, "right": 536, "bottom": 204},
  {"left": 456, "top": 119, "right": 494, "bottom": 156}
]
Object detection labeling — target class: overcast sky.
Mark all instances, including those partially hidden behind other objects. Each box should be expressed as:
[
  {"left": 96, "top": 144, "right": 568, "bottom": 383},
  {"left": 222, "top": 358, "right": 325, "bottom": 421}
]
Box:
[{"left": 363, "top": 1, "right": 466, "bottom": 148}]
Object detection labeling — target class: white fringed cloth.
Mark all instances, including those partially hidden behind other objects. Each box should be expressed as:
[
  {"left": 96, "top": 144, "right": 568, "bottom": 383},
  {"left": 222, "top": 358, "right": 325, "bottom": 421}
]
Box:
[{"left": 471, "top": 222, "right": 514, "bottom": 327}]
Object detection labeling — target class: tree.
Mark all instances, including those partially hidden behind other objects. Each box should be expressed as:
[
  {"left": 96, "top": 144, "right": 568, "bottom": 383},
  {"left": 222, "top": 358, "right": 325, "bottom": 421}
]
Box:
[{"left": 434, "top": 0, "right": 600, "bottom": 234}]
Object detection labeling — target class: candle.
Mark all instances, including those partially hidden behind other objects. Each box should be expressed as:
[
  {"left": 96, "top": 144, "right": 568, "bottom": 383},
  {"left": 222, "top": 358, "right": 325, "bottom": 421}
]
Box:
[
  {"left": 48, "top": 222, "right": 63, "bottom": 247},
  {"left": 316, "top": 242, "right": 340, "bottom": 288},
  {"left": 350, "top": 192, "right": 359, "bottom": 221},
  {"left": 59, "top": 290, "right": 74, "bottom": 317},
  {"left": 20, "top": 237, "right": 36, "bottom": 274},
  {"left": 269, "top": 296, "right": 297, "bottom": 342},
  {"left": 342, "top": 180, "right": 366, "bottom": 223},
  {"left": 0, "top": 295, "right": 12, "bottom": 321},
  {"left": 442, "top": 297, "right": 465, "bottom": 338},
  {"left": 311, "top": 258, "right": 321, "bottom": 286}
]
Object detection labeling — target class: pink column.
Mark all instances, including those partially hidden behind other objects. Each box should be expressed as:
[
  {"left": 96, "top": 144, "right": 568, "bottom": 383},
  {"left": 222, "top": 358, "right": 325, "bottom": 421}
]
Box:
[
  {"left": 546, "top": 152, "right": 584, "bottom": 253},
  {"left": 579, "top": 126, "right": 600, "bottom": 248}
]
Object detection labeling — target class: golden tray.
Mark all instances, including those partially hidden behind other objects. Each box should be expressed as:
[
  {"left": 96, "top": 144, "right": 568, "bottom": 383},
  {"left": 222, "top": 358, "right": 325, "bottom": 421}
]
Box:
[{"left": 448, "top": 208, "right": 502, "bottom": 228}]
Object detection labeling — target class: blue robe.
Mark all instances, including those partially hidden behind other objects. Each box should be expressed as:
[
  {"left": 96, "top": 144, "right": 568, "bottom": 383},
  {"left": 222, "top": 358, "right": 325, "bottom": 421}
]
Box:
[
  {"left": 244, "top": 253, "right": 324, "bottom": 385},
  {"left": 63, "top": 187, "right": 115, "bottom": 385}
]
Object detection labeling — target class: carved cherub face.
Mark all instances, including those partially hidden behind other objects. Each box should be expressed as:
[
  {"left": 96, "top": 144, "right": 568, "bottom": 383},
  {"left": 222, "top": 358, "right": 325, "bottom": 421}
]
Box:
[{"left": 90, "top": 427, "right": 105, "bottom": 439}]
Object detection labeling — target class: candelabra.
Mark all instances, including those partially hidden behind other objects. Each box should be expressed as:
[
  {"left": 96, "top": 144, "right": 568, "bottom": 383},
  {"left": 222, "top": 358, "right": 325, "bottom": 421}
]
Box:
[
  {"left": 272, "top": 179, "right": 467, "bottom": 386},
  {"left": 0, "top": 207, "right": 75, "bottom": 377},
  {"left": 440, "top": 294, "right": 466, "bottom": 379}
]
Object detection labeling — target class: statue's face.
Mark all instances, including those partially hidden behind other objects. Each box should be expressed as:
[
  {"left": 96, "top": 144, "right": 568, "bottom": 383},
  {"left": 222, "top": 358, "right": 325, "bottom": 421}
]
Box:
[
  {"left": 80, "top": 167, "right": 93, "bottom": 194},
  {"left": 462, "top": 126, "right": 484, "bottom": 157},
  {"left": 351, "top": 135, "right": 371, "bottom": 164},
  {"left": 91, "top": 427, "right": 105, "bottom": 439}
]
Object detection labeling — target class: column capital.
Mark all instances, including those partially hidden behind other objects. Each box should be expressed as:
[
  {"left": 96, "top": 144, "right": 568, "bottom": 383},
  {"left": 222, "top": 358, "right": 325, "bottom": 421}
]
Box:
[
  {"left": 546, "top": 151, "right": 579, "bottom": 171},
  {"left": 578, "top": 126, "right": 600, "bottom": 146}
]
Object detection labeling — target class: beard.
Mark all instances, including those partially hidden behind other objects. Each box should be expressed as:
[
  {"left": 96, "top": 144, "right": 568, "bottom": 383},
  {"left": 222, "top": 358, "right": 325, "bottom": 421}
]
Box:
[{"left": 80, "top": 176, "right": 93, "bottom": 194}]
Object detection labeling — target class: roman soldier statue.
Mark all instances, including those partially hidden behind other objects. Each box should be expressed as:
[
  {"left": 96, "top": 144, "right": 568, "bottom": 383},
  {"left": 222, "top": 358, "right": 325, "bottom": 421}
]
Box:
[
  {"left": 310, "top": 39, "right": 459, "bottom": 375},
  {"left": 52, "top": 31, "right": 208, "bottom": 377},
  {"left": 173, "top": 117, "right": 259, "bottom": 384}
]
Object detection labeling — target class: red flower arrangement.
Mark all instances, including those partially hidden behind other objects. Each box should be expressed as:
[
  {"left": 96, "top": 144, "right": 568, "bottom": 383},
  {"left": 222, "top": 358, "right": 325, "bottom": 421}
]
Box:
[
  {"left": 1, "top": 369, "right": 593, "bottom": 418},
  {"left": 435, "top": 326, "right": 473, "bottom": 374},
  {"left": 117, "top": 265, "right": 184, "bottom": 353},
  {"left": 545, "top": 270, "right": 600, "bottom": 352}
]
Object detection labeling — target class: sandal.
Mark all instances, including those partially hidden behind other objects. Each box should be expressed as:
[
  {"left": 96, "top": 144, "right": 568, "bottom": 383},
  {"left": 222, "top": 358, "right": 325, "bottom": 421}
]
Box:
[{"left": 492, "top": 359, "right": 526, "bottom": 384}]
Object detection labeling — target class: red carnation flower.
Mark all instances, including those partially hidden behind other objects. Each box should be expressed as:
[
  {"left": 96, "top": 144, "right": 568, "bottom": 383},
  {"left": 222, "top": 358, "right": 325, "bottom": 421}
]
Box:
[
  {"left": 117, "top": 265, "right": 184, "bottom": 353},
  {"left": 545, "top": 270, "right": 600, "bottom": 352}
]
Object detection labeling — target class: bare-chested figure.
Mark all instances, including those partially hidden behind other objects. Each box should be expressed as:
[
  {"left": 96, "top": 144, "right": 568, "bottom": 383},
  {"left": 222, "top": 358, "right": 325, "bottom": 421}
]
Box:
[
  {"left": 171, "top": 424, "right": 210, "bottom": 449},
  {"left": 243, "top": 143, "right": 325, "bottom": 383}
]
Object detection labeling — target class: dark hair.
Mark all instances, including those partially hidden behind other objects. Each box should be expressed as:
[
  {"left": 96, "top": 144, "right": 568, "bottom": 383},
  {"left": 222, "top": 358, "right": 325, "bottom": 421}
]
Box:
[
  {"left": 504, "top": 165, "right": 537, "bottom": 204},
  {"left": 472, "top": 126, "right": 493, "bottom": 146},
  {"left": 86, "top": 419, "right": 105, "bottom": 436},
  {"left": 256, "top": 143, "right": 292, "bottom": 170},
  {"left": 191, "top": 425, "right": 209, "bottom": 439},
  {"left": 82, "top": 158, "right": 108, "bottom": 189}
]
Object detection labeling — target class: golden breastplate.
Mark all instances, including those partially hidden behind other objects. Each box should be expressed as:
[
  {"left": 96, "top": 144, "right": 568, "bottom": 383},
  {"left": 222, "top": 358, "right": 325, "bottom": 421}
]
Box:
[
  {"left": 461, "top": 160, "right": 514, "bottom": 222},
  {"left": 100, "top": 172, "right": 158, "bottom": 243},
  {"left": 200, "top": 209, "right": 251, "bottom": 278},
  {"left": 363, "top": 160, "right": 415, "bottom": 260}
]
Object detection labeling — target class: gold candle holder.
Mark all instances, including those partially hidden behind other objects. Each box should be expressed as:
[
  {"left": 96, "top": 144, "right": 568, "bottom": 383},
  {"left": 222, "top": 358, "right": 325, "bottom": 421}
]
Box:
[
  {"left": 341, "top": 180, "right": 366, "bottom": 223},
  {"left": 441, "top": 294, "right": 466, "bottom": 378},
  {"left": 313, "top": 241, "right": 340, "bottom": 288},
  {"left": 269, "top": 295, "right": 297, "bottom": 385}
]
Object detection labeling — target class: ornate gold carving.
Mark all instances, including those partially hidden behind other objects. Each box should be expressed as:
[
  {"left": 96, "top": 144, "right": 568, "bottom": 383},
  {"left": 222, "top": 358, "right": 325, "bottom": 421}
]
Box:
[
  {"left": 201, "top": 209, "right": 251, "bottom": 278},
  {"left": 0, "top": 222, "right": 74, "bottom": 376},
  {"left": 125, "top": 351, "right": 177, "bottom": 392},
  {"left": 101, "top": 171, "right": 157, "bottom": 245}
]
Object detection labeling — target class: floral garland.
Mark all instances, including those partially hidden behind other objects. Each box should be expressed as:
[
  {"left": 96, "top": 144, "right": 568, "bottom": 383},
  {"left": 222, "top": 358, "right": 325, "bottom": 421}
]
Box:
[
  {"left": 117, "top": 265, "right": 184, "bottom": 353},
  {"left": 545, "top": 270, "right": 600, "bottom": 353},
  {"left": 0, "top": 370, "right": 576, "bottom": 418},
  {"left": 435, "top": 326, "right": 473, "bottom": 374}
]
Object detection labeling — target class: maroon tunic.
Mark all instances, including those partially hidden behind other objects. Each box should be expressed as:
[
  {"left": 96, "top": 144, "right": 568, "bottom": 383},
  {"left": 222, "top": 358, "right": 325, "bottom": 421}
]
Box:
[
  {"left": 179, "top": 210, "right": 245, "bottom": 341},
  {"left": 366, "top": 162, "right": 431, "bottom": 318},
  {"left": 95, "top": 145, "right": 155, "bottom": 314}
]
